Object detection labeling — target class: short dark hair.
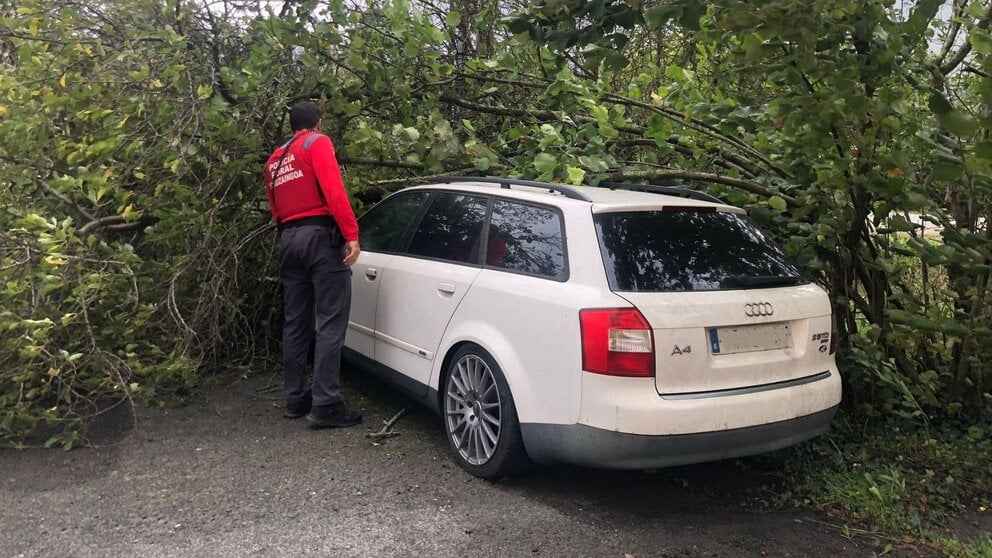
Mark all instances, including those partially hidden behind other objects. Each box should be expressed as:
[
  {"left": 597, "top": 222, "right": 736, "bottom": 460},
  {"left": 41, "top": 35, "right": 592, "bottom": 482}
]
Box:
[{"left": 289, "top": 101, "right": 321, "bottom": 131}]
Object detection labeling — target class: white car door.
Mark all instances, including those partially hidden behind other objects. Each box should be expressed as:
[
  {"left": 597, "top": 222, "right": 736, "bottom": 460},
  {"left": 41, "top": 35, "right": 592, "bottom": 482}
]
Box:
[
  {"left": 347, "top": 252, "right": 391, "bottom": 358},
  {"left": 373, "top": 192, "right": 488, "bottom": 392},
  {"left": 345, "top": 191, "right": 433, "bottom": 360}
]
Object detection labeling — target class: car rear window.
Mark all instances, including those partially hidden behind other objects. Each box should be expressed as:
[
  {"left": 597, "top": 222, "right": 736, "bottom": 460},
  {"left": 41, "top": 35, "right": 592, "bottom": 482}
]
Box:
[
  {"left": 486, "top": 200, "right": 566, "bottom": 280},
  {"left": 594, "top": 210, "right": 806, "bottom": 292}
]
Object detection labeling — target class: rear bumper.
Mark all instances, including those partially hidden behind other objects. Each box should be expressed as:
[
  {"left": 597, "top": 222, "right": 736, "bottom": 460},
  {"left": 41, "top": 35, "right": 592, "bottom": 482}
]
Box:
[{"left": 520, "top": 405, "right": 837, "bottom": 469}]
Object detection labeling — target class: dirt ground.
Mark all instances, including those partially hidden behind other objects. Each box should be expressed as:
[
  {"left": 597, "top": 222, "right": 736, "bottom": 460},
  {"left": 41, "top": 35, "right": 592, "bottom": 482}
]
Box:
[{"left": 0, "top": 367, "right": 938, "bottom": 557}]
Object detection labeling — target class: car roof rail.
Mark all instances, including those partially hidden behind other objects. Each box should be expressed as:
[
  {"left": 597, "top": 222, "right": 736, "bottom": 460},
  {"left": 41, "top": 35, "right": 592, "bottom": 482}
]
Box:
[
  {"left": 431, "top": 176, "right": 593, "bottom": 202},
  {"left": 599, "top": 181, "right": 724, "bottom": 204}
]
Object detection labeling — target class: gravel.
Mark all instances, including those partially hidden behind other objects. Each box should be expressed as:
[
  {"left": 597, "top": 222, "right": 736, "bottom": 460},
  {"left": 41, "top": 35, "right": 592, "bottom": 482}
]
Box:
[{"left": 1, "top": 367, "right": 905, "bottom": 557}]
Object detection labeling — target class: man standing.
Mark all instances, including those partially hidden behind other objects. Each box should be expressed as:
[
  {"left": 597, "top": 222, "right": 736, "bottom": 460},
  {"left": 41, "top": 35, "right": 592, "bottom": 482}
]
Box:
[{"left": 264, "top": 101, "right": 362, "bottom": 428}]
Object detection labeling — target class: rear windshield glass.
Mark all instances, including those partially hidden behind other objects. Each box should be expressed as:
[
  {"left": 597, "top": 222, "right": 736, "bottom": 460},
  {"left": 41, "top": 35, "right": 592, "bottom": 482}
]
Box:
[{"left": 595, "top": 211, "right": 806, "bottom": 292}]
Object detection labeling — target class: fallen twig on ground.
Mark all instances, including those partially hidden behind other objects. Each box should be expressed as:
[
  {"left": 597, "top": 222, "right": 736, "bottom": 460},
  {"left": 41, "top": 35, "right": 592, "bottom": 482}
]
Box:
[{"left": 367, "top": 407, "right": 409, "bottom": 442}]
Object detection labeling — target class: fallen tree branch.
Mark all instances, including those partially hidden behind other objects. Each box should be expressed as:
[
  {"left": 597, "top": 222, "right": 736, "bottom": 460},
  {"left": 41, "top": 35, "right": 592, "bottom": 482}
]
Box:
[
  {"left": 450, "top": 73, "right": 781, "bottom": 178},
  {"left": 78, "top": 215, "right": 127, "bottom": 236},
  {"left": 40, "top": 183, "right": 96, "bottom": 223},
  {"left": 356, "top": 167, "right": 491, "bottom": 191},
  {"left": 618, "top": 139, "right": 757, "bottom": 178},
  {"left": 339, "top": 156, "right": 426, "bottom": 170},
  {"left": 366, "top": 406, "right": 409, "bottom": 441},
  {"left": 438, "top": 91, "right": 557, "bottom": 120},
  {"left": 602, "top": 169, "right": 797, "bottom": 206},
  {"left": 602, "top": 94, "right": 787, "bottom": 179},
  {"left": 435, "top": 92, "right": 767, "bottom": 179}
]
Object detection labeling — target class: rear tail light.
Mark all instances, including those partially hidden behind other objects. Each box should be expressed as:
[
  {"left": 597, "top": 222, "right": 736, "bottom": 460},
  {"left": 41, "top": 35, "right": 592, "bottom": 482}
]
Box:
[{"left": 580, "top": 308, "right": 655, "bottom": 377}]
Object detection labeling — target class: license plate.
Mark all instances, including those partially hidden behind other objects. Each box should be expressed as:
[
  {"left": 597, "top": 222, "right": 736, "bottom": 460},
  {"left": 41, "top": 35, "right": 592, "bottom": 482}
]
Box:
[{"left": 708, "top": 322, "right": 792, "bottom": 355}]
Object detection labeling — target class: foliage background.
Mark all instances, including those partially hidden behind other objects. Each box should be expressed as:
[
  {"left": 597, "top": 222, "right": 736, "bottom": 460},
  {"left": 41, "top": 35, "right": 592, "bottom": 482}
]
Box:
[{"left": 1, "top": 0, "right": 989, "bottom": 533}]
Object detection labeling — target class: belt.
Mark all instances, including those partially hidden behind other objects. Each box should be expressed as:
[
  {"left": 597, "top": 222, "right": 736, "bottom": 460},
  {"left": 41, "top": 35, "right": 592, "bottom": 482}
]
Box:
[{"left": 278, "top": 215, "right": 335, "bottom": 233}]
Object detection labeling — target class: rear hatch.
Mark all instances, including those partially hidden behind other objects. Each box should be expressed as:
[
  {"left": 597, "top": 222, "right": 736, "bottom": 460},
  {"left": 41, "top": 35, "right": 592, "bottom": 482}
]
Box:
[{"left": 594, "top": 206, "right": 834, "bottom": 395}]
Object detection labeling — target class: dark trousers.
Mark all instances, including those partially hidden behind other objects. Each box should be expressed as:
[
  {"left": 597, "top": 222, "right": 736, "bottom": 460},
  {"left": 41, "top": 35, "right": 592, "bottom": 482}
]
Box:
[{"left": 279, "top": 224, "right": 351, "bottom": 408}]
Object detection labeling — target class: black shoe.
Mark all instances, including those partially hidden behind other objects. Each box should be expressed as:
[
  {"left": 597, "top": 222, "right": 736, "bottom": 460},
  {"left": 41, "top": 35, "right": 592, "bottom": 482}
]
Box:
[
  {"left": 306, "top": 402, "right": 362, "bottom": 428},
  {"left": 284, "top": 392, "right": 312, "bottom": 419}
]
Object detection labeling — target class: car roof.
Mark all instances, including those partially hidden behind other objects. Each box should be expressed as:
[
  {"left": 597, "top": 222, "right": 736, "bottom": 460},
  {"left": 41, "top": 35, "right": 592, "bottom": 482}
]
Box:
[{"left": 404, "top": 180, "right": 744, "bottom": 214}]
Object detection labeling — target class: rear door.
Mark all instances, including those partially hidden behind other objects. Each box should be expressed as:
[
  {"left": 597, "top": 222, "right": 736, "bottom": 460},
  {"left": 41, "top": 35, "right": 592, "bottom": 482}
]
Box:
[
  {"left": 374, "top": 192, "right": 487, "bottom": 391},
  {"left": 593, "top": 208, "right": 835, "bottom": 395}
]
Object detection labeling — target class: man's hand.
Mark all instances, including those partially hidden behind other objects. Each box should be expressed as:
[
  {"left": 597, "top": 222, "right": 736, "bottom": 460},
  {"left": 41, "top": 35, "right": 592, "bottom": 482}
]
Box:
[{"left": 343, "top": 240, "right": 361, "bottom": 267}]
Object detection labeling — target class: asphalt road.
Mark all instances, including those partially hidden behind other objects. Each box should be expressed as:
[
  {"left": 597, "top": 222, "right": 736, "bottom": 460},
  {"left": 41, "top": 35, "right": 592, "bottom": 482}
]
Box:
[{"left": 0, "top": 367, "right": 924, "bottom": 557}]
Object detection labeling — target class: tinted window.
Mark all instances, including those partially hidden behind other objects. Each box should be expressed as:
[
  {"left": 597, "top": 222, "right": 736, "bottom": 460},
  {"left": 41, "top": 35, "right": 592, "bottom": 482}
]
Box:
[
  {"left": 487, "top": 200, "right": 566, "bottom": 279},
  {"left": 406, "top": 193, "right": 488, "bottom": 264},
  {"left": 358, "top": 191, "right": 430, "bottom": 252},
  {"left": 595, "top": 211, "right": 806, "bottom": 292}
]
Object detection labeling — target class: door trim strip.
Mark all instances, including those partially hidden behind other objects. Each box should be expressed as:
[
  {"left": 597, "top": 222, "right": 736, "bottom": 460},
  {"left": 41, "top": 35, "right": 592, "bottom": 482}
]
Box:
[
  {"left": 347, "top": 322, "right": 375, "bottom": 337},
  {"left": 374, "top": 330, "right": 434, "bottom": 360}
]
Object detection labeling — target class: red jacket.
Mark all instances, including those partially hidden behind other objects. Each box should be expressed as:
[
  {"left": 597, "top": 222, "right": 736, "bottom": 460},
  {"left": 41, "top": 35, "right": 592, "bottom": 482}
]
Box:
[{"left": 265, "top": 130, "right": 359, "bottom": 242}]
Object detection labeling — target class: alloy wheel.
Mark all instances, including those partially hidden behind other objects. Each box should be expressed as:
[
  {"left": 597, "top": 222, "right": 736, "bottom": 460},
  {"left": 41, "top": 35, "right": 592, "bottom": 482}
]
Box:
[{"left": 444, "top": 353, "right": 502, "bottom": 466}]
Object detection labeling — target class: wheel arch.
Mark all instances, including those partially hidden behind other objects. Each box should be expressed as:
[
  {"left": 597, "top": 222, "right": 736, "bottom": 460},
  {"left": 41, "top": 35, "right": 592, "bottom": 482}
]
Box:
[{"left": 431, "top": 324, "right": 530, "bottom": 420}]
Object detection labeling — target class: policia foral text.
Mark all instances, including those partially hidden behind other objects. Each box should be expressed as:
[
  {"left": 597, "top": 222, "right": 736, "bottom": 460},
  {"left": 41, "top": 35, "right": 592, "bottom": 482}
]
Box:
[{"left": 264, "top": 101, "right": 362, "bottom": 428}]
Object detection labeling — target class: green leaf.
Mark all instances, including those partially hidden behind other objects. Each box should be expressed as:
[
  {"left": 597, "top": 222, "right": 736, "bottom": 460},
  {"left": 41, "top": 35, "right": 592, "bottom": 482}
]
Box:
[
  {"left": 566, "top": 166, "right": 586, "bottom": 185},
  {"left": 342, "top": 102, "right": 362, "bottom": 116},
  {"left": 768, "top": 196, "right": 787, "bottom": 212},
  {"left": 943, "top": 109, "right": 979, "bottom": 136},
  {"left": 975, "top": 140, "right": 992, "bottom": 159},
  {"left": 446, "top": 10, "right": 461, "bottom": 27},
  {"left": 940, "top": 319, "right": 970, "bottom": 338},
  {"left": 887, "top": 309, "right": 942, "bottom": 332},
  {"left": 928, "top": 93, "right": 952, "bottom": 115},
  {"left": 602, "top": 51, "right": 629, "bottom": 72},
  {"left": 580, "top": 154, "right": 610, "bottom": 172},
  {"left": 742, "top": 33, "right": 763, "bottom": 60},
  {"left": 881, "top": 215, "right": 918, "bottom": 233},
  {"left": 679, "top": 0, "right": 705, "bottom": 30},
  {"left": 971, "top": 28, "right": 992, "bottom": 55},
  {"left": 868, "top": 486, "right": 884, "bottom": 501},
  {"left": 933, "top": 160, "right": 964, "bottom": 181},
  {"left": 645, "top": 5, "right": 679, "bottom": 27},
  {"left": 503, "top": 15, "right": 532, "bottom": 35},
  {"left": 533, "top": 152, "right": 557, "bottom": 174}
]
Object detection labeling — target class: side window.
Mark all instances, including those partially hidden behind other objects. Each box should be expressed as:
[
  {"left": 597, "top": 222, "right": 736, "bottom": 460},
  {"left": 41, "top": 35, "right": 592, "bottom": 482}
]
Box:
[
  {"left": 487, "top": 200, "right": 566, "bottom": 280},
  {"left": 358, "top": 191, "right": 430, "bottom": 252},
  {"left": 406, "top": 193, "right": 488, "bottom": 264}
]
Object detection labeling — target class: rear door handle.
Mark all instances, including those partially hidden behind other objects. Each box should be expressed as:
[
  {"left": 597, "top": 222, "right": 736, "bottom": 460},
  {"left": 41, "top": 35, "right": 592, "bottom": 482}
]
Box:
[
  {"left": 438, "top": 282, "right": 456, "bottom": 295},
  {"left": 365, "top": 268, "right": 379, "bottom": 280}
]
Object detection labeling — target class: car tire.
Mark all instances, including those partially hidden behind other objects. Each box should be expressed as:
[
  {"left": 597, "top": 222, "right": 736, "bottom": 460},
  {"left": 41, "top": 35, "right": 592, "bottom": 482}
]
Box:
[{"left": 442, "top": 344, "right": 530, "bottom": 479}]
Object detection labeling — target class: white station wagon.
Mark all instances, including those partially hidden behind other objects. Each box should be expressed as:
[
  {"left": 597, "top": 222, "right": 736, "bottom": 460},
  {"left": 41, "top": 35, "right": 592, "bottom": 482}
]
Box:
[{"left": 344, "top": 177, "right": 841, "bottom": 478}]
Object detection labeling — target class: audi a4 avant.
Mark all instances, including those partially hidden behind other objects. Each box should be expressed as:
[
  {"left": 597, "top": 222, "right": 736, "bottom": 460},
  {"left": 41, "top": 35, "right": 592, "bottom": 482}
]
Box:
[{"left": 344, "top": 177, "right": 841, "bottom": 478}]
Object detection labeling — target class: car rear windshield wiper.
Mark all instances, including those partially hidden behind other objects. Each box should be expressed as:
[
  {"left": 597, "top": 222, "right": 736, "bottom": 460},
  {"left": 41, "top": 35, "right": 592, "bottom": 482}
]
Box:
[{"left": 724, "top": 274, "right": 802, "bottom": 288}]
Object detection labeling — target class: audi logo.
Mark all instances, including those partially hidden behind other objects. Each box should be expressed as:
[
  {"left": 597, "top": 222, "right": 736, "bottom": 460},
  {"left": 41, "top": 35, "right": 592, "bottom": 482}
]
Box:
[{"left": 744, "top": 303, "right": 774, "bottom": 317}]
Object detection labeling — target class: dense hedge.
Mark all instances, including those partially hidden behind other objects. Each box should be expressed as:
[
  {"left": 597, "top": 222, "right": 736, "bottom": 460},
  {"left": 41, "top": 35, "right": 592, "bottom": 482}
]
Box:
[{"left": 1, "top": 0, "right": 989, "bottom": 446}]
